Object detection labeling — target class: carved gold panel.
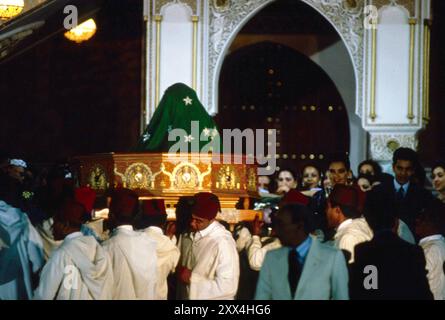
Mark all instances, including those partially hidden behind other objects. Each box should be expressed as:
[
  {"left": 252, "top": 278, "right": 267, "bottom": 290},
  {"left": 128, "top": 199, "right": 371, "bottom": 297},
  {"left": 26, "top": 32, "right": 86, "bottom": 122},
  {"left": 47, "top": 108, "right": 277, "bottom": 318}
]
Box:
[
  {"left": 125, "top": 163, "right": 153, "bottom": 190},
  {"left": 172, "top": 163, "right": 200, "bottom": 189},
  {"left": 88, "top": 164, "right": 108, "bottom": 190}
]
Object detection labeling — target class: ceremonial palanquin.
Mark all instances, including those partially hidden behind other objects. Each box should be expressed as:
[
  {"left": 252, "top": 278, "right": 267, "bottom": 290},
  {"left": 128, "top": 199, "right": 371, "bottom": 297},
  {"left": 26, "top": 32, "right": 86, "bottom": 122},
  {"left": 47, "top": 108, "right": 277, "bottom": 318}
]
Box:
[
  {"left": 72, "top": 152, "right": 260, "bottom": 224},
  {"left": 72, "top": 83, "right": 261, "bottom": 224}
]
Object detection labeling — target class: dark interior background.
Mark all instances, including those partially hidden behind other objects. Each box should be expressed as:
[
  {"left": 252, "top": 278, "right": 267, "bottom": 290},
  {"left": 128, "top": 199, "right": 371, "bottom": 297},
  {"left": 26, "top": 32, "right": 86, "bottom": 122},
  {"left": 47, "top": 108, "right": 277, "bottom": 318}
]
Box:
[
  {"left": 417, "top": 0, "right": 445, "bottom": 166},
  {"left": 0, "top": 0, "right": 443, "bottom": 168},
  {"left": 216, "top": 41, "right": 349, "bottom": 173},
  {"left": 0, "top": 0, "right": 143, "bottom": 164}
]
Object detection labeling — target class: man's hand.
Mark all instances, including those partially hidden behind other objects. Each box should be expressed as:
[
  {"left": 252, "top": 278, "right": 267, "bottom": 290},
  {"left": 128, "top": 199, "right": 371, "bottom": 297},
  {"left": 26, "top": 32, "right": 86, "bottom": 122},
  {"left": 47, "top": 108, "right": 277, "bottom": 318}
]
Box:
[
  {"left": 276, "top": 185, "right": 290, "bottom": 194},
  {"left": 177, "top": 266, "right": 192, "bottom": 284},
  {"left": 251, "top": 214, "right": 264, "bottom": 236}
]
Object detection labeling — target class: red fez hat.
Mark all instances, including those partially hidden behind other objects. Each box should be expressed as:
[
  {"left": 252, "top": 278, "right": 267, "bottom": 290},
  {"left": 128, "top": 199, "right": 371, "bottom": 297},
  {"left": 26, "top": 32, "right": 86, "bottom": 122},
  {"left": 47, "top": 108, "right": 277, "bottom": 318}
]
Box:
[
  {"left": 110, "top": 188, "right": 139, "bottom": 218},
  {"left": 329, "top": 184, "right": 364, "bottom": 214},
  {"left": 142, "top": 199, "right": 166, "bottom": 217},
  {"left": 56, "top": 200, "right": 86, "bottom": 225},
  {"left": 75, "top": 187, "right": 96, "bottom": 214},
  {"left": 280, "top": 189, "right": 310, "bottom": 207},
  {"left": 192, "top": 192, "right": 220, "bottom": 220}
]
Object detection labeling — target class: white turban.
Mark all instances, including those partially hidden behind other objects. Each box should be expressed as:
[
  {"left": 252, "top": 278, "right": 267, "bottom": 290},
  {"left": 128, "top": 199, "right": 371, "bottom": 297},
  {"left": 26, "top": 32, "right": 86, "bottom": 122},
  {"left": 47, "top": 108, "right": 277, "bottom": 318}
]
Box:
[{"left": 10, "top": 159, "right": 27, "bottom": 168}]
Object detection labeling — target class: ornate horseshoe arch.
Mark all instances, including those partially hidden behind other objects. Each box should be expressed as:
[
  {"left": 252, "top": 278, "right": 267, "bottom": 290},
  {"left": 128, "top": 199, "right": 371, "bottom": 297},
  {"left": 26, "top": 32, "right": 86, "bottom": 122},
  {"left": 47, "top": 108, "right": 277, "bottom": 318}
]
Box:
[{"left": 207, "top": 0, "right": 364, "bottom": 118}]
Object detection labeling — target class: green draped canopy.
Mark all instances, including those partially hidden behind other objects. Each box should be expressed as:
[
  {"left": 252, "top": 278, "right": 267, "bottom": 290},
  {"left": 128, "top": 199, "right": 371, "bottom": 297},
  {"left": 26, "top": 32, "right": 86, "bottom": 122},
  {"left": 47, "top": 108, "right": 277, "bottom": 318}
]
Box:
[{"left": 134, "top": 83, "right": 220, "bottom": 153}]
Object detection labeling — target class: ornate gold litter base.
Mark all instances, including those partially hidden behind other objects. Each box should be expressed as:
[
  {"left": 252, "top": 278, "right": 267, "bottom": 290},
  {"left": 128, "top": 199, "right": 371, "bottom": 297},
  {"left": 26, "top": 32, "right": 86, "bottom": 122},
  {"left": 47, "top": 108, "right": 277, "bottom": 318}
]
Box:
[{"left": 71, "top": 152, "right": 261, "bottom": 224}]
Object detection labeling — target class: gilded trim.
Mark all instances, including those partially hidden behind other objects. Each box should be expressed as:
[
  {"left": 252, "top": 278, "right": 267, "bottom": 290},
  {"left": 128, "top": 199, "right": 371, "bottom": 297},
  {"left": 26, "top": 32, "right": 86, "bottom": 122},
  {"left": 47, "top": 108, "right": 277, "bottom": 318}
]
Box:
[
  {"left": 113, "top": 167, "right": 126, "bottom": 187},
  {"left": 370, "top": 21, "right": 377, "bottom": 122},
  {"left": 192, "top": 15, "right": 199, "bottom": 90},
  {"left": 155, "top": 14, "right": 162, "bottom": 107},
  {"left": 200, "top": 162, "right": 212, "bottom": 188},
  {"left": 424, "top": 19, "right": 431, "bottom": 122},
  {"left": 407, "top": 18, "right": 416, "bottom": 122}
]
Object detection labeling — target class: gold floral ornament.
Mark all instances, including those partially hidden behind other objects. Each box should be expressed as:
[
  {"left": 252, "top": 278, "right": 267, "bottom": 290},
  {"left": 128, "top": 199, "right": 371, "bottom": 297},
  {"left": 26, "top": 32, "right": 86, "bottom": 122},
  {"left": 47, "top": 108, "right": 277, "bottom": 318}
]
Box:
[
  {"left": 344, "top": 0, "right": 357, "bottom": 9},
  {"left": 386, "top": 140, "right": 400, "bottom": 153},
  {"left": 89, "top": 165, "right": 107, "bottom": 190},
  {"left": 173, "top": 164, "right": 199, "bottom": 189},
  {"left": 213, "top": 0, "right": 230, "bottom": 12},
  {"left": 64, "top": 18, "right": 97, "bottom": 43},
  {"left": 125, "top": 163, "right": 152, "bottom": 190},
  {"left": 217, "top": 165, "right": 238, "bottom": 190},
  {"left": 247, "top": 167, "right": 257, "bottom": 192}
]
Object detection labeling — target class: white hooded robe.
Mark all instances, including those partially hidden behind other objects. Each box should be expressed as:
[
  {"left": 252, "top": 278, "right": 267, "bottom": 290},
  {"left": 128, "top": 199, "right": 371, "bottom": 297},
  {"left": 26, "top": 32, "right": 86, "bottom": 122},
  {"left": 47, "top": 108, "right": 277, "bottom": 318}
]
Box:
[{"left": 34, "top": 232, "right": 114, "bottom": 300}]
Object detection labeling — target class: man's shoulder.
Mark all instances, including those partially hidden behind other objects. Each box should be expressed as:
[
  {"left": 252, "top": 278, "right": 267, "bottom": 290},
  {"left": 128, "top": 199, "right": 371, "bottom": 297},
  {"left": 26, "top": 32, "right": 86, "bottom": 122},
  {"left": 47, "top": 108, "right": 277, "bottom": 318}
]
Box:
[
  {"left": 355, "top": 233, "right": 422, "bottom": 258},
  {"left": 145, "top": 229, "right": 176, "bottom": 248},
  {"left": 374, "top": 176, "right": 394, "bottom": 192},
  {"left": 101, "top": 232, "right": 126, "bottom": 248},
  {"left": 63, "top": 234, "right": 96, "bottom": 246},
  {"left": 132, "top": 229, "right": 158, "bottom": 246},
  {"left": 422, "top": 238, "right": 445, "bottom": 256},
  {"left": 263, "top": 246, "right": 288, "bottom": 262},
  {"left": 408, "top": 183, "right": 433, "bottom": 199},
  {"left": 389, "top": 234, "right": 422, "bottom": 253},
  {"left": 144, "top": 227, "right": 164, "bottom": 239},
  {"left": 211, "top": 229, "right": 237, "bottom": 248},
  {"left": 101, "top": 236, "right": 113, "bottom": 247},
  {"left": 352, "top": 237, "right": 374, "bottom": 255},
  {"left": 315, "top": 238, "right": 344, "bottom": 257},
  {"left": 51, "top": 239, "right": 77, "bottom": 261},
  {"left": 206, "top": 222, "right": 233, "bottom": 239},
  {"left": 339, "top": 219, "right": 373, "bottom": 239}
]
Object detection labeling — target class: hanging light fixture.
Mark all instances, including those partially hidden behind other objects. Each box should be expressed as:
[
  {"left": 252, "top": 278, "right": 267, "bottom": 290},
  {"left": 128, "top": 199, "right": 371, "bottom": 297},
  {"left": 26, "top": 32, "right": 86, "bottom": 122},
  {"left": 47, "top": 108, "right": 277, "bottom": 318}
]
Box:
[
  {"left": 0, "top": 0, "right": 25, "bottom": 20},
  {"left": 64, "top": 18, "right": 97, "bottom": 43}
]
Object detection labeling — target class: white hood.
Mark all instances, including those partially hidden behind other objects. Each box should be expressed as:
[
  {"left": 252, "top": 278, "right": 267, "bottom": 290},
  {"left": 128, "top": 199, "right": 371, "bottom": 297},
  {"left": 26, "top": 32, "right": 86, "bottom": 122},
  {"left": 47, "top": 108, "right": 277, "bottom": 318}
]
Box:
[{"left": 61, "top": 236, "right": 113, "bottom": 300}]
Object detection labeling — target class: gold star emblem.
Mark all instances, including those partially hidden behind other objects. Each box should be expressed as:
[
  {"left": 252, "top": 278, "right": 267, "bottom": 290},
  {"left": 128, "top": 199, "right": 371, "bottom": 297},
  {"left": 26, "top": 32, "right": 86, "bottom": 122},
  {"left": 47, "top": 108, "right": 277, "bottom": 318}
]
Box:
[{"left": 183, "top": 96, "right": 193, "bottom": 106}]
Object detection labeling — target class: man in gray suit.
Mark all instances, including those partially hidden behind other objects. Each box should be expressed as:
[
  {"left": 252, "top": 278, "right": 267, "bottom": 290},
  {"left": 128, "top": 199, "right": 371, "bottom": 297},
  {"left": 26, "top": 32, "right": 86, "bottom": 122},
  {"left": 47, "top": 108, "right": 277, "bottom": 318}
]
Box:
[{"left": 255, "top": 204, "right": 349, "bottom": 300}]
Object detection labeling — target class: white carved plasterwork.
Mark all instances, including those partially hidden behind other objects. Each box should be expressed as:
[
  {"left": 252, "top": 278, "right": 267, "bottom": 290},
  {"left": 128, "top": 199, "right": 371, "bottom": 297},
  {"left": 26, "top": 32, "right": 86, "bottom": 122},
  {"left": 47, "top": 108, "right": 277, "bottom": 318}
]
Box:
[
  {"left": 154, "top": 0, "right": 198, "bottom": 15},
  {"left": 208, "top": 0, "right": 365, "bottom": 117},
  {"left": 369, "top": 132, "right": 418, "bottom": 161},
  {"left": 371, "top": 0, "right": 416, "bottom": 17}
]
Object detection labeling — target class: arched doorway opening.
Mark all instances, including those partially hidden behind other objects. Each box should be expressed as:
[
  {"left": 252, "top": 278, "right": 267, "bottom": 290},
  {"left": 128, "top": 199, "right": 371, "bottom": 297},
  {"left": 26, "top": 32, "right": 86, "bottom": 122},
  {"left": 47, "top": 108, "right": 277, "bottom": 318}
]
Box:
[
  {"left": 214, "top": 0, "right": 364, "bottom": 174},
  {"left": 216, "top": 41, "right": 349, "bottom": 174}
]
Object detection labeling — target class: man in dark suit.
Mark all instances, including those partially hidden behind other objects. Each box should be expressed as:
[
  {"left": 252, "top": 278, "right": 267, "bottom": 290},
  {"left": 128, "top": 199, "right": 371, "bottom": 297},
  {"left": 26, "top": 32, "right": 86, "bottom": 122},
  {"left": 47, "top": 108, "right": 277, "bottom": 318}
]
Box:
[
  {"left": 374, "top": 147, "right": 432, "bottom": 234},
  {"left": 349, "top": 189, "right": 433, "bottom": 300}
]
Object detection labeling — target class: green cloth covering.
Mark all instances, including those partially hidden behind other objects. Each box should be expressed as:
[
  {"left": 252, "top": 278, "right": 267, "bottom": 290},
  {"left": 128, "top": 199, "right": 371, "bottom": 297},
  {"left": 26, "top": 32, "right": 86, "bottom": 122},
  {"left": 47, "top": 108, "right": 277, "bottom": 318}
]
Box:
[{"left": 134, "top": 83, "right": 220, "bottom": 153}]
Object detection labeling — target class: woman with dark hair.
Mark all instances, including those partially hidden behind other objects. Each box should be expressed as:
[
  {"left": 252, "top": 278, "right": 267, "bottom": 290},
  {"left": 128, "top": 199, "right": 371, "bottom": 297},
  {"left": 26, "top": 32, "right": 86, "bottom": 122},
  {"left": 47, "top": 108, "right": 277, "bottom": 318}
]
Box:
[
  {"left": 301, "top": 163, "right": 323, "bottom": 194},
  {"left": 358, "top": 159, "right": 383, "bottom": 178},
  {"left": 431, "top": 161, "right": 445, "bottom": 203},
  {"left": 298, "top": 164, "right": 329, "bottom": 241},
  {"left": 275, "top": 168, "right": 298, "bottom": 195},
  {"left": 357, "top": 159, "right": 395, "bottom": 187}
]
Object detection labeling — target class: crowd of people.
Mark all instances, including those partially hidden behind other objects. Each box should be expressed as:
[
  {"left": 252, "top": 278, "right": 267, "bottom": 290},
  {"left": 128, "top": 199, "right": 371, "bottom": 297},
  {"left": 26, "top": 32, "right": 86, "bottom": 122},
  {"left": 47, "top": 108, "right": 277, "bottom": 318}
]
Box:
[{"left": 0, "top": 147, "right": 444, "bottom": 300}]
